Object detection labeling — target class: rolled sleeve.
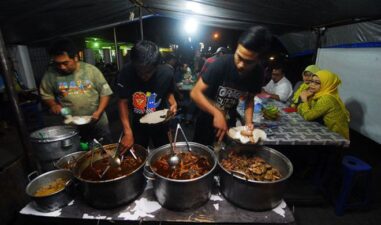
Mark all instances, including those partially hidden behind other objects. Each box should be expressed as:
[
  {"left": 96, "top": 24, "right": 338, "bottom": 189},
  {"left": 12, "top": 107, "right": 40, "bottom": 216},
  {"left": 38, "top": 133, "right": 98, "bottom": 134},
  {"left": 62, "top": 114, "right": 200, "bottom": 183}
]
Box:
[
  {"left": 92, "top": 67, "right": 113, "bottom": 96},
  {"left": 39, "top": 74, "right": 55, "bottom": 100}
]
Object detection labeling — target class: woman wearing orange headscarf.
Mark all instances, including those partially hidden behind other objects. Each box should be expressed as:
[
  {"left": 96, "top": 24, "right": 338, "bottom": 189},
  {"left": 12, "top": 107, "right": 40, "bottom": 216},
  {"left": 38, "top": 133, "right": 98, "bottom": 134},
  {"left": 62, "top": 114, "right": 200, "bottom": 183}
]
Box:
[{"left": 298, "top": 70, "right": 350, "bottom": 139}]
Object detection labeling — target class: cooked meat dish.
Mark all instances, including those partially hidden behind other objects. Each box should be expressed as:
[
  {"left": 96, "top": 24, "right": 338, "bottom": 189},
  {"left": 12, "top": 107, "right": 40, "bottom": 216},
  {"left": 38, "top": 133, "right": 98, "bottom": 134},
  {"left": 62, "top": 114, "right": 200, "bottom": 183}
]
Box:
[
  {"left": 151, "top": 152, "right": 212, "bottom": 180},
  {"left": 221, "top": 151, "right": 282, "bottom": 181},
  {"left": 80, "top": 155, "right": 143, "bottom": 181}
]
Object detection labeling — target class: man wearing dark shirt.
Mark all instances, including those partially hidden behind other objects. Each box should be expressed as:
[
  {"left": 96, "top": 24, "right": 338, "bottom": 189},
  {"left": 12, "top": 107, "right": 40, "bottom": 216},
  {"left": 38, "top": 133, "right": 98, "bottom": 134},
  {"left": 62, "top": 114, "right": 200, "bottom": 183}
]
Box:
[
  {"left": 117, "top": 40, "right": 177, "bottom": 149},
  {"left": 190, "top": 26, "right": 272, "bottom": 145}
]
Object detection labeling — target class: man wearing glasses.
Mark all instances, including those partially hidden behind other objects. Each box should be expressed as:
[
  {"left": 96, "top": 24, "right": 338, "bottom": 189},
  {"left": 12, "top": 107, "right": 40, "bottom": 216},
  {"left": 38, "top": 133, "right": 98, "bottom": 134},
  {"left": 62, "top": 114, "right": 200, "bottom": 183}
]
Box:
[
  {"left": 261, "top": 63, "right": 293, "bottom": 102},
  {"left": 190, "top": 26, "right": 272, "bottom": 145},
  {"left": 40, "top": 39, "right": 113, "bottom": 143}
]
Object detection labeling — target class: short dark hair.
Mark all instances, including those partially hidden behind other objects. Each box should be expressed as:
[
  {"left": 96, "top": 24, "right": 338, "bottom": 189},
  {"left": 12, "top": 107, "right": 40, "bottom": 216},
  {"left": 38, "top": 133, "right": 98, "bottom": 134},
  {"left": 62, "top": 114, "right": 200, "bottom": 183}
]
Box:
[
  {"left": 130, "top": 40, "right": 160, "bottom": 67},
  {"left": 48, "top": 38, "right": 77, "bottom": 58},
  {"left": 238, "top": 26, "right": 272, "bottom": 54},
  {"left": 272, "top": 63, "right": 286, "bottom": 74},
  {"left": 164, "top": 53, "right": 177, "bottom": 62}
]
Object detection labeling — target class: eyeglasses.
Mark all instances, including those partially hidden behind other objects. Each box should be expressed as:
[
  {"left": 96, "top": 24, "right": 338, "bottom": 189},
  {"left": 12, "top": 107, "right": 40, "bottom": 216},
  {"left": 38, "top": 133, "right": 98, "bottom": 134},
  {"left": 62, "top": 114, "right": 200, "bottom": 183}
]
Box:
[
  {"left": 53, "top": 60, "right": 72, "bottom": 67},
  {"left": 310, "top": 80, "right": 321, "bottom": 85}
]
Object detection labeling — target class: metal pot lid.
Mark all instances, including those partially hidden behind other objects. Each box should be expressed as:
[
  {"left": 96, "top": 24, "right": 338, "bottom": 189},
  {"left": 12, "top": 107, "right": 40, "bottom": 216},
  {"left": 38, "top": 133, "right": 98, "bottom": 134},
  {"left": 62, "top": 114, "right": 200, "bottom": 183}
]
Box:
[{"left": 30, "top": 126, "right": 78, "bottom": 143}]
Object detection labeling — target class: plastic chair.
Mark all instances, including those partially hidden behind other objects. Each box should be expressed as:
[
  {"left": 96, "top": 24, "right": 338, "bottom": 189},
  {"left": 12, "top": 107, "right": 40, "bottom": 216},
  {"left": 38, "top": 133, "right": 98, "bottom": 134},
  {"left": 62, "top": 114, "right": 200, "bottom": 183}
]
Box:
[{"left": 335, "top": 155, "right": 372, "bottom": 216}]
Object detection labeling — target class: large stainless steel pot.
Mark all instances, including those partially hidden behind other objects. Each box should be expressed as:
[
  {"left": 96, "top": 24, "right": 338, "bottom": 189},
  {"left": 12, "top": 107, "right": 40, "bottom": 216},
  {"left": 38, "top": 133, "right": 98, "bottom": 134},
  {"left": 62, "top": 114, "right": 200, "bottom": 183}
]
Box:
[
  {"left": 145, "top": 142, "right": 217, "bottom": 211},
  {"left": 30, "top": 126, "right": 80, "bottom": 172},
  {"left": 73, "top": 144, "right": 148, "bottom": 209},
  {"left": 25, "top": 169, "right": 73, "bottom": 212},
  {"left": 218, "top": 145, "right": 293, "bottom": 211}
]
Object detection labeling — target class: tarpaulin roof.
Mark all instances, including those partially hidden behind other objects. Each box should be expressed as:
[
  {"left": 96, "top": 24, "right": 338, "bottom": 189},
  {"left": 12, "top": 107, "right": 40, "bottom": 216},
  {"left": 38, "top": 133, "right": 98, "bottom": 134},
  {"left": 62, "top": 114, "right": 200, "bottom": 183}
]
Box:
[{"left": 1, "top": 0, "right": 381, "bottom": 52}]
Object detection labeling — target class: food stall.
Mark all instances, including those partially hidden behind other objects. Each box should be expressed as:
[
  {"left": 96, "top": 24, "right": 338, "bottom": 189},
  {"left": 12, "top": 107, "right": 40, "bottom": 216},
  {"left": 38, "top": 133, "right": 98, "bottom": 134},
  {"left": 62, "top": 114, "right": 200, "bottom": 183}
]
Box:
[{"left": 21, "top": 124, "right": 295, "bottom": 224}]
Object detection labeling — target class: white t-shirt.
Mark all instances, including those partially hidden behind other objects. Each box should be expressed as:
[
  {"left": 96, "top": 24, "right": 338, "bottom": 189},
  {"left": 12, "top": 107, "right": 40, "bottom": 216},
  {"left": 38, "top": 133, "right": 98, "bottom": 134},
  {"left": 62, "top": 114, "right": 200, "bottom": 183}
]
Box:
[{"left": 263, "top": 76, "right": 293, "bottom": 102}]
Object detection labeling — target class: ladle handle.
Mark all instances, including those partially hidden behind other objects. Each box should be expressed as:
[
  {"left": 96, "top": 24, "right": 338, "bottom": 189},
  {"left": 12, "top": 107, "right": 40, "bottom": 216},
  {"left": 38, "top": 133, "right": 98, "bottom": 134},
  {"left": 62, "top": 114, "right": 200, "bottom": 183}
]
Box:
[
  {"left": 114, "top": 132, "right": 124, "bottom": 158},
  {"left": 167, "top": 130, "right": 175, "bottom": 154}
]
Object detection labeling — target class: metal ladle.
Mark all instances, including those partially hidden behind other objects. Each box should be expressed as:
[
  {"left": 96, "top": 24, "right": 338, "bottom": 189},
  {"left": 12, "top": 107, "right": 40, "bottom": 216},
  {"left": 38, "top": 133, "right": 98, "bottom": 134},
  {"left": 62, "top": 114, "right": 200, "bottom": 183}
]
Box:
[
  {"left": 94, "top": 135, "right": 124, "bottom": 179},
  {"left": 168, "top": 123, "right": 192, "bottom": 168},
  {"left": 167, "top": 131, "right": 179, "bottom": 168}
]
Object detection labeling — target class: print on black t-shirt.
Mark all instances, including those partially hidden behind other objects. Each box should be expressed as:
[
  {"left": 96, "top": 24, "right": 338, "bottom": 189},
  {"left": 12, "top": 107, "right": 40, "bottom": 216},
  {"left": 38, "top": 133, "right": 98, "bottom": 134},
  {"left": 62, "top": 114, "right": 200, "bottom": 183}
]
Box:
[
  {"left": 117, "top": 63, "right": 175, "bottom": 121},
  {"left": 201, "top": 54, "right": 263, "bottom": 113},
  {"left": 132, "top": 91, "right": 162, "bottom": 114},
  {"left": 215, "top": 85, "right": 243, "bottom": 111}
]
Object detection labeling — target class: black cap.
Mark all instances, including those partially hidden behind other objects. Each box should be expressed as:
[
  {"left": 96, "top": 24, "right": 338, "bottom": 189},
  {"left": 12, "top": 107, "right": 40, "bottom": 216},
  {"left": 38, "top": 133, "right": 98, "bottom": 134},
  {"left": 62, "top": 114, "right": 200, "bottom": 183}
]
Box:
[{"left": 214, "top": 47, "right": 228, "bottom": 55}]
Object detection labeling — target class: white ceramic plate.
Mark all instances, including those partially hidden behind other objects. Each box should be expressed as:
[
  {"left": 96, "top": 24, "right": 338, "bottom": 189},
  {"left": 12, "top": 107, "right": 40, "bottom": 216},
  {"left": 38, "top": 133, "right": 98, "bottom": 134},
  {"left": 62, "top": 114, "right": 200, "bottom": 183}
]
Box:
[
  {"left": 64, "top": 115, "right": 92, "bottom": 125},
  {"left": 227, "top": 126, "right": 267, "bottom": 144},
  {"left": 139, "top": 109, "right": 169, "bottom": 124}
]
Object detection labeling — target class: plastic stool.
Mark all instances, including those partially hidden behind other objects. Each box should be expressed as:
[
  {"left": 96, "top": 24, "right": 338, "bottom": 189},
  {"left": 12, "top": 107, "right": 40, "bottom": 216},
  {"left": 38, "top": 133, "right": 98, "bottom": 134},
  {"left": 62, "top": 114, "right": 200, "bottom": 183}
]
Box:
[{"left": 335, "top": 155, "right": 372, "bottom": 216}]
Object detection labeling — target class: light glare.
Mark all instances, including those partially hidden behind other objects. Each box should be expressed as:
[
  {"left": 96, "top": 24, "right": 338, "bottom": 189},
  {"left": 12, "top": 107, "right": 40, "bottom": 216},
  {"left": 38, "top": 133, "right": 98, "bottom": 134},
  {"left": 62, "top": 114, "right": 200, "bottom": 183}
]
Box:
[{"left": 184, "top": 18, "right": 198, "bottom": 34}]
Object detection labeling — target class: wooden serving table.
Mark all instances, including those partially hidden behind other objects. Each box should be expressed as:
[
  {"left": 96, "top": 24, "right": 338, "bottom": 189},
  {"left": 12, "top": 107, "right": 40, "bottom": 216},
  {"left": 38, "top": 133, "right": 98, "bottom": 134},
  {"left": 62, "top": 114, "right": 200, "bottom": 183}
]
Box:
[{"left": 20, "top": 179, "right": 295, "bottom": 224}]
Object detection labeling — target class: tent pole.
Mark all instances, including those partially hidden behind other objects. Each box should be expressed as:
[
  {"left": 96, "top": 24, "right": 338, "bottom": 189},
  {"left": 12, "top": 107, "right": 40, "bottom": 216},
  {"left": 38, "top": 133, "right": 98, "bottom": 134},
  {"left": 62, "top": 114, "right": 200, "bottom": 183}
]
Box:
[
  {"left": 0, "top": 29, "right": 33, "bottom": 169},
  {"left": 139, "top": 7, "right": 144, "bottom": 40},
  {"left": 113, "top": 27, "right": 120, "bottom": 70},
  {"left": 312, "top": 28, "right": 325, "bottom": 62}
]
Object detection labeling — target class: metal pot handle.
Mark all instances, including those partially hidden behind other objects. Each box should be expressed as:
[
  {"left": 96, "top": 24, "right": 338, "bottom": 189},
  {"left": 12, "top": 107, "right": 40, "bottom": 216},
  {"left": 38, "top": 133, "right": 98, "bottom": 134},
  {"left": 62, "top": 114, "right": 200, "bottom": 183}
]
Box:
[
  {"left": 61, "top": 138, "right": 73, "bottom": 149},
  {"left": 27, "top": 171, "right": 39, "bottom": 181},
  {"left": 53, "top": 160, "right": 58, "bottom": 169},
  {"left": 230, "top": 170, "right": 249, "bottom": 181},
  {"left": 143, "top": 165, "right": 155, "bottom": 181}
]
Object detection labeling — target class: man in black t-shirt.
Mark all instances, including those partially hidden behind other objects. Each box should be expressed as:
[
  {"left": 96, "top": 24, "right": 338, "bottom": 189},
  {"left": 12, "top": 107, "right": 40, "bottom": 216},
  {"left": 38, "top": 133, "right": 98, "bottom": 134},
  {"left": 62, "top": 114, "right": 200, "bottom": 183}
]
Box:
[
  {"left": 190, "top": 26, "right": 272, "bottom": 145},
  {"left": 117, "top": 40, "right": 177, "bottom": 149}
]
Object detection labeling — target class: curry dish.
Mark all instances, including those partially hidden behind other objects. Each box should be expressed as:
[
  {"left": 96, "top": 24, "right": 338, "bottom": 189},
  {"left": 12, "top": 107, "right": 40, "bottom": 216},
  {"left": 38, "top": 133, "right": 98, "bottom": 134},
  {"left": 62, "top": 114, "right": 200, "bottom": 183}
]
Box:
[
  {"left": 151, "top": 152, "right": 212, "bottom": 180},
  {"left": 34, "top": 178, "right": 68, "bottom": 197},
  {"left": 221, "top": 151, "right": 282, "bottom": 181},
  {"left": 80, "top": 155, "right": 143, "bottom": 181}
]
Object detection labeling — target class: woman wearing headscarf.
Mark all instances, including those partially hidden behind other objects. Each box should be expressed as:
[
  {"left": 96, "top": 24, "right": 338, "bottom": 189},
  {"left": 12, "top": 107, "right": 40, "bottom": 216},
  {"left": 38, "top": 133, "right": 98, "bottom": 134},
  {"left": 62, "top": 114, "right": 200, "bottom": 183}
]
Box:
[
  {"left": 290, "top": 65, "right": 320, "bottom": 107},
  {"left": 298, "top": 70, "right": 350, "bottom": 139}
]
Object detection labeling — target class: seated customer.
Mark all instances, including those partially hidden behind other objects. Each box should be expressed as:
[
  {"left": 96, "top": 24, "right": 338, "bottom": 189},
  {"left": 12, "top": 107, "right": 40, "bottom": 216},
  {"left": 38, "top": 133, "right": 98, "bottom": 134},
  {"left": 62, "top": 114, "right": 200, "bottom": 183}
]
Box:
[
  {"left": 298, "top": 70, "right": 350, "bottom": 139},
  {"left": 290, "top": 64, "right": 320, "bottom": 107},
  {"left": 261, "top": 64, "right": 293, "bottom": 102}
]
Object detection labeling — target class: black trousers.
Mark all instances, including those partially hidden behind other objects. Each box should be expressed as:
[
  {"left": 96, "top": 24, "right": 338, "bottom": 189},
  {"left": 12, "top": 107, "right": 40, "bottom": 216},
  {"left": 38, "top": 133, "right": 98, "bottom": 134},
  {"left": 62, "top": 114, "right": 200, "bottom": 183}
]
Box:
[
  {"left": 77, "top": 114, "right": 112, "bottom": 144},
  {"left": 133, "top": 121, "right": 170, "bottom": 149},
  {"left": 193, "top": 113, "right": 215, "bottom": 146},
  {"left": 193, "top": 111, "right": 237, "bottom": 146}
]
